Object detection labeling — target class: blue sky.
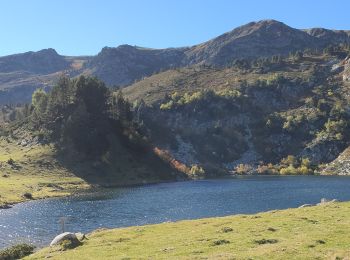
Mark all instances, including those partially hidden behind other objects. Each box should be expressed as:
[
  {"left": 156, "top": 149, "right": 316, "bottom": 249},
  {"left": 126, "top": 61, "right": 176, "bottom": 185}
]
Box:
[{"left": 1, "top": 0, "right": 350, "bottom": 56}]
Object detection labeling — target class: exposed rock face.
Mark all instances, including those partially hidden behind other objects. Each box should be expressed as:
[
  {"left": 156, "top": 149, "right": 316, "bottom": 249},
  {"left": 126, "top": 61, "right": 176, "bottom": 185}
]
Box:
[
  {"left": 304, "top": 28, "right": 350, "bottom": 46},
  {"left": 343, "top": 56, "right": 350, "bottom": 82},
  {"left": 300, "top": 140, "right": 344, "bottom": 164},
  {"left": 322, "top": 147, "right": 350, "bottom": 175}
]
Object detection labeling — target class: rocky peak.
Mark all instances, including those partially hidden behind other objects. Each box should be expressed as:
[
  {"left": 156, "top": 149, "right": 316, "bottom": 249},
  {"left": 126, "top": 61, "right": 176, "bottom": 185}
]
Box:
[
  {"left": 185, "top": 19, "right": 317, "bottom": 65},
  {"left": 0, "top": 48, "right": 69, "bottom": 74},
  {"left": 304, "top": 28, "right": 350, "bottom": 45}
]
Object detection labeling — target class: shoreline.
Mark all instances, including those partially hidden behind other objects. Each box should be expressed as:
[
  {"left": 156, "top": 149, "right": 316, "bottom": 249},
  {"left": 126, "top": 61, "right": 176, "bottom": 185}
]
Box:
[
  {"left": 0, "top": 177, "right": 184, "bottom": 210},
  {"left": 26, "top": 200, "right": 349, "bottom": 259},
  {"left": 1, "top": 174, "right": 346, "bottom": 210}
]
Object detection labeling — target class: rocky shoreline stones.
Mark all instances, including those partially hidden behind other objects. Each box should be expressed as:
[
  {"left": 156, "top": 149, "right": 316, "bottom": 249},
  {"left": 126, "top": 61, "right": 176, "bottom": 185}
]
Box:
[{"left": 299, "top": 198, "right": 339, "bottom": 208}]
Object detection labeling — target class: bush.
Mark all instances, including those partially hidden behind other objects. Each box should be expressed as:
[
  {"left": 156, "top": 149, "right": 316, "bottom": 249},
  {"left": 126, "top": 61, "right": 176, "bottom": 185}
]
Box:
[
  {"left": 254, "top": 238, "right": 278, "bottom": 245},
  {"left": 189, "top": 165, "right": 205, "bottom": 177},
  {"left": 235, "top": 164, "right": 253, "bottom": 175},
  {"left": 220, "top": 227, "right": 233, "bottom": 233},
  {"left": 316, "top": 119, "right": 347, "bottom": 141},
  {"left": 0, "top": 243, "right": 35, "bottom": 260},
  {"left": 23, "top": 192, "right": 33, "bottom": 199},
  {"left": 279, "top": 156, "right": 314, "bottom": 175},
  {"left": 257, "top": 163, "right": 279, "bottom": 175},
  {"left": 280, "top": 165, "right": 298, "bottom": 175},
  {"left": 211, "top": 239, "right": 230, "bottom": 246},
  {"left": 7, "top": 158, "right": 14, "bottom": 165},
  {"left": 160, "top": 100, "right": 174, "bottom": 110}
]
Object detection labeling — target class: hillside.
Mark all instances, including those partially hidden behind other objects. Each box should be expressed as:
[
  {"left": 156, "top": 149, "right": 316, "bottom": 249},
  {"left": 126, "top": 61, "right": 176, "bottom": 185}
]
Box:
[
  {"left": 185, "top": 20, "right": 320, "bottom": 65},
  {"left": 27, "top": 201, "right": 350, "bottom": 259},
  {"left": 0, "top": 126, "right": 180, "bottom": 208},
  {"left": 123, "top": 48, "right": 350, "bottom": 175},
  {"left": 1, "top": 19, "right": 350, "bottom": 104},
  {"left": 0, "top": 76, "right": 185, "bottom": 208}
]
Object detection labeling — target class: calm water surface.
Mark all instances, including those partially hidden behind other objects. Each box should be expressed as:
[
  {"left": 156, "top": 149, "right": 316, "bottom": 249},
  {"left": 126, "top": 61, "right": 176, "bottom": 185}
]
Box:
[{"left": 1, "top": 176, "right": 350, "bottom": 248}]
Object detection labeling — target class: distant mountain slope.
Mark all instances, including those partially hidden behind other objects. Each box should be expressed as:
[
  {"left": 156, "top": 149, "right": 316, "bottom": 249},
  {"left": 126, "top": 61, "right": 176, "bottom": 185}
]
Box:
[
  {"left": 0, "top": 19, "right": 350, "bottom": 104},
  {"left": 185, "top": 20, "right": 320, "bottom": 65},
  {"left": 122, "top": 51, "right": 350, "bottom": 173},
  {"left": 0, "top": 48, "right": 69, "bottom": 74},
  {"left": 304, "top": 28, "right": 350, "bottom": 46},
  {"left": 82, "top": 45, "right": 187, "bottom": 86}
]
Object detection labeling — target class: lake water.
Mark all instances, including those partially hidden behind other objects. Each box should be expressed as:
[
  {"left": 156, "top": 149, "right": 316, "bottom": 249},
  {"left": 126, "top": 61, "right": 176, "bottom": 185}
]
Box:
[{"left": 1, "top": 176, "right": 350, "bottom": 249}]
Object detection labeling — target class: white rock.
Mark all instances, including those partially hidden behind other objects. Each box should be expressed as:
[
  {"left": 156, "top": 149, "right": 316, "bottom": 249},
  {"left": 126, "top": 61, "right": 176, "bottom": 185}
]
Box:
[
  {"left": 50, "top": 232, "right": 78, "bottom": 246},
  {"left": 75, "top": 232, "right": 86, "bottom": 241},
  {"left": 299, "top": 204, "right": 313, "bottom": 208}
]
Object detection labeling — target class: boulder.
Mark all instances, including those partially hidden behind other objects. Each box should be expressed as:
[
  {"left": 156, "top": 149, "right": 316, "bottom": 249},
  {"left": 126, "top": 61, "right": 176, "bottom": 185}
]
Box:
[
  {"left": 50, "top": 232, "right": 79, "bottom": 246},
  {"left": 75, "top": 232, "right": 86, "bottom": 241},
  {"left": 299, "top": 204, "right": 313, "bottom": 208},
  {"left": 317, "top": 198, "right": 339, "bottom": 205}
]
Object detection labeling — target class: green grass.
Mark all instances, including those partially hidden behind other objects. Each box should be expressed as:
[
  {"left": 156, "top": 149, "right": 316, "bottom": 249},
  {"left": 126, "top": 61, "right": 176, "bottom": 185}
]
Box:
[
  {"left": 0, "top": 137, "right": 90, "bottom": 207},
  {"left": 0, "top": 131, "right": 177, "bottom": 207},
  {"left": 27, "top": 201, "right": 350, "bottom": 259}
]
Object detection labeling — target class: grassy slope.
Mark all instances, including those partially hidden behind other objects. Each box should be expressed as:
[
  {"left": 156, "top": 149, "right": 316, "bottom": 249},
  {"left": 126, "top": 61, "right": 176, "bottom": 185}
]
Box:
[
  {"left": 0, "top": 137, "right": 90, "bottom": 207},
  {"left": 122, "top": 56, "right": 323, "bottom": 106},
  {"left": 28, "top": 201, "right": 350, "bottom": 260},
  {"left": 0, "top": 128, "right": 179, "bottom": 207}
]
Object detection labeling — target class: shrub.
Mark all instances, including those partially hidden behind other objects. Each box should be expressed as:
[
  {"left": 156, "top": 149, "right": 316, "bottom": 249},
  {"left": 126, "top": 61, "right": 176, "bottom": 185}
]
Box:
[
  {"left": 280, "top": 165, "right": 298, "bottom": 175},
  {"left": 160, "top": 100, "right": 174, "bottom": 110},
  {"left": 189, "top": 165, "right": 205, "bottom": 177},
  {"left": 211, "top": 239, "right": 230, "bottom": 246},
  {"left": 254, "top": 239, "right": 278, "bottom": 245},
  {"left": 7, "top": 158, "right": 14, "bottom": 165},
  {"left": 257, "top": 163, "right": 279, "bottom": 175},
  {"left": 23, "top": 192, "right": 33, "bottom": 199},
  {"left": 316, "top": 119, "right": 347, "bottom": 141},
  {"left": 235, "top": 164, "right": 253, "bottom": 174},
  {"left": 280, "top": 155, "right": 297, "bottom": 168},
  {"left": 0, "top": 243, "right": 35, "bottom": 260},
  {"left": 220, "top": 227, "right": 233, "bottom": 233},
  {"left": 279, "top": 156, "right": 314, "bottom": 175}
]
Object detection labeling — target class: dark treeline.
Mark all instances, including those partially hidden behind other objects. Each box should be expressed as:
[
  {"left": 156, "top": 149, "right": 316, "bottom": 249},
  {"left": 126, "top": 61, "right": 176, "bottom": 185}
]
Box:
[
  {"left": 27, "top": 75, "right": 135, "bottom": 158},
  {"left": 225, "top": 43, "right": 350, "bottom": 70}
]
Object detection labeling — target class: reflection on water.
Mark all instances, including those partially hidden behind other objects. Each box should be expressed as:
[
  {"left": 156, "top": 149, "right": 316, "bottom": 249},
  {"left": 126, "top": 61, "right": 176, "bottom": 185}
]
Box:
[{"left": 1, "top": 176, "right": 350, "bottom": 248}]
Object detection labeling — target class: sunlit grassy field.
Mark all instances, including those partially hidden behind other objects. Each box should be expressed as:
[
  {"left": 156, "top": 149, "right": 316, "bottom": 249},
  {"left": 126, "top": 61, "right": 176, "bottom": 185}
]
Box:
[
  {"left": 0, "top": 138, "right": 89, "bottom": 207},
  {"left": 28, "top": 201, "right": 350, "bottom": 259}
]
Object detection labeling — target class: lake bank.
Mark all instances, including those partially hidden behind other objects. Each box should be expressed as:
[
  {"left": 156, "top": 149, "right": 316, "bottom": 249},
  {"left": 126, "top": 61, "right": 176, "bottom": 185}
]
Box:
[
  {"left": 26, "top": 200, "right": 350, "bottom": 259},
  {"left": 0, "top": 138, "right": 180, "bottom": 209},
  {"left": 2, "top": 176, "right": 350, "bottom": 250}
]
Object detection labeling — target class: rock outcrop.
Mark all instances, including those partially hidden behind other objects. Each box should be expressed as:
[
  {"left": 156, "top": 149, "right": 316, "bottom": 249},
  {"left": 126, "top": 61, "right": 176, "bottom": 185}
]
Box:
[
  {"left": 343, "top": 56, "right": 350, "bottom": 82},
  {"left": 50, "top": 232, "right": 81, "bottom": 247},
  {"left": 322, "top": 147, "right": 350, "bottom": 175}
]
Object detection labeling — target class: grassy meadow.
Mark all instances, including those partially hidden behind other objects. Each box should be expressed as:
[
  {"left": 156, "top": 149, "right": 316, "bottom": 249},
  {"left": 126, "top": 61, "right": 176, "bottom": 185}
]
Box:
[
  {"left": 27, "top": 201, "right": 350, "bottom": 260},
  {"left": 0, "top": 137, "right": 90, "bottom": 207}
]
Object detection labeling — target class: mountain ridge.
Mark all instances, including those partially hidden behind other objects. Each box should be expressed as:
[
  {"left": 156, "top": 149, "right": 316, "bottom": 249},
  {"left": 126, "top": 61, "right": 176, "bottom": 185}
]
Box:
[{"left": 0, "top": 19, "right": 350, "bottom": 104}]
